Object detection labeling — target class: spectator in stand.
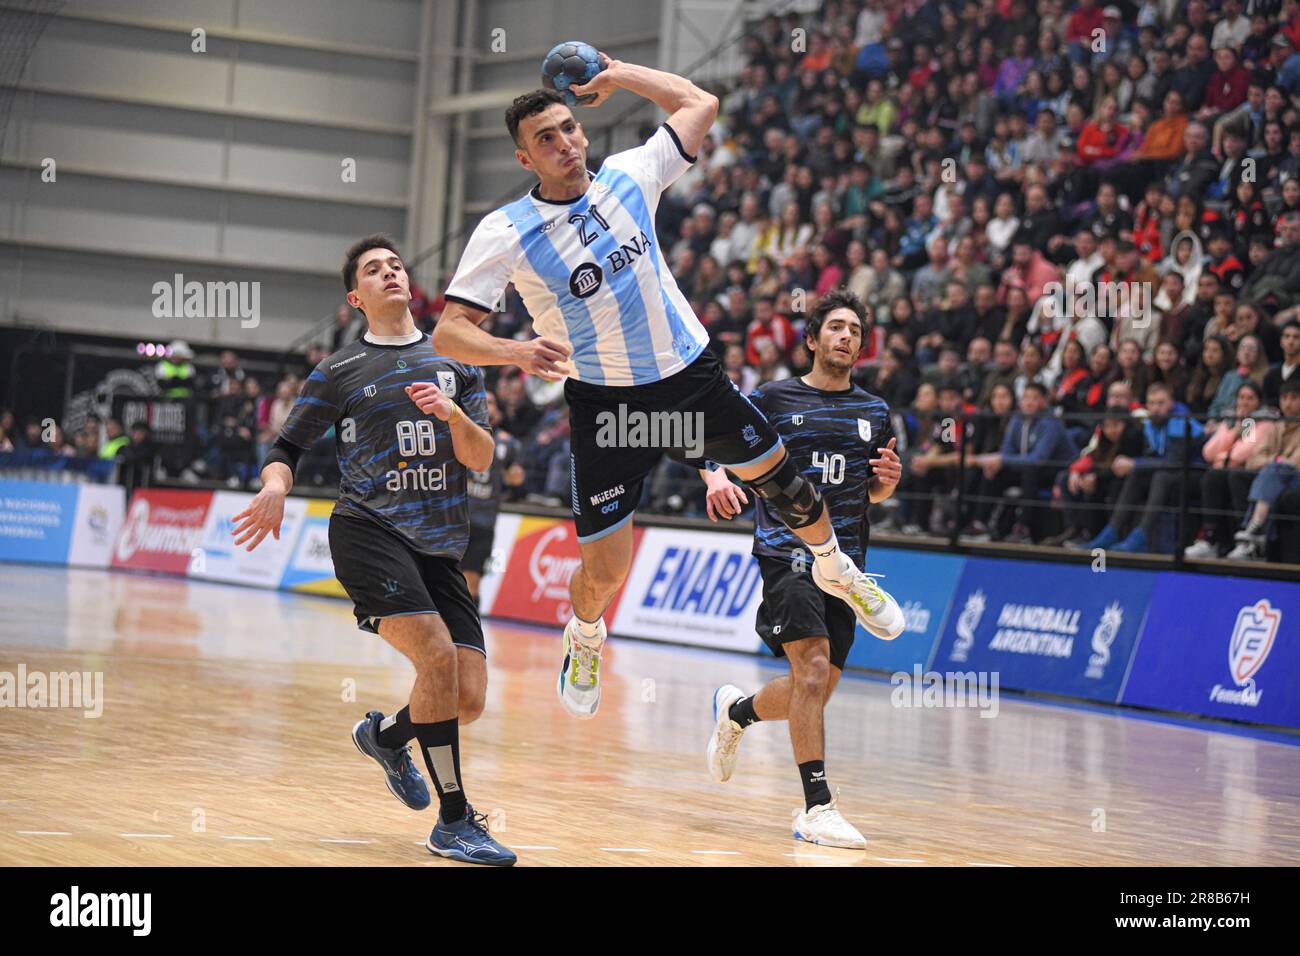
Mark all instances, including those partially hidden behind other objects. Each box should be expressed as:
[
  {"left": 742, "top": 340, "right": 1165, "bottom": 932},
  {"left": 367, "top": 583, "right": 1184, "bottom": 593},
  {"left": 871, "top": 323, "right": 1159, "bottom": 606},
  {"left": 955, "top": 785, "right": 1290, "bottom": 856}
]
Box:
[
  {"left": 903, "top": 379, "right": 974, "bottom": 535},
  {"left": 1226, "top": 380, "right": 1300, "bottom": 560},
  {"left": 973, "top": 382, "right": 1077, "bottom": 541},
  {"left": 1081, "top": 381, "right": 1204, "bottom": 553},
  {"left": 1185, "top": 334, "right": 1233, "bottom": 414},
  {"left": 1185, "top": 380, "right": 1273, "bottom": 558},
  {"left": 209, "top": 350, "right": 245, "bottom": 399},
  {"left": 961, "top": 381, "right": 1016, "bottom": 538},
  {"left": 745, "top": 296, "right": 796, "bottom": 366},
  {"left": 1055, "top": 404, "right": 1146, "bottom": 546},
  {"left": 1208, "top": 334, "right": 1270, "bottom": 418},
  {"left": 1263, "top": 320, "right": 1300, "bottom": 405}
]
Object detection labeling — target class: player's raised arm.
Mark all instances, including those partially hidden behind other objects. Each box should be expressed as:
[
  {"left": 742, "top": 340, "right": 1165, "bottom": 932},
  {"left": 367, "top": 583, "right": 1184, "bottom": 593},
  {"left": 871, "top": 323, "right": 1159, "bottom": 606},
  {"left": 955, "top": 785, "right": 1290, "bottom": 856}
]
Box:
[{"left": 571, "top": 55, "right": 718, "bottom": 159}]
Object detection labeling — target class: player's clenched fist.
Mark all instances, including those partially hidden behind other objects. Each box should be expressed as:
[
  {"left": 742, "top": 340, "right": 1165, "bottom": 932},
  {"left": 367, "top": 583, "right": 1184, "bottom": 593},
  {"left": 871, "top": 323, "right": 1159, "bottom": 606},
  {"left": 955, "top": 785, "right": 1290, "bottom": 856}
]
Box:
[
  {"left": 704, "top": 467, "right": 748, "bottom": 523},
  {"left": 405, "top": 382, "right": 454, "bottom": 420},
  {"left": 513, "top": 336, "right": 572, "bottom": 381}
]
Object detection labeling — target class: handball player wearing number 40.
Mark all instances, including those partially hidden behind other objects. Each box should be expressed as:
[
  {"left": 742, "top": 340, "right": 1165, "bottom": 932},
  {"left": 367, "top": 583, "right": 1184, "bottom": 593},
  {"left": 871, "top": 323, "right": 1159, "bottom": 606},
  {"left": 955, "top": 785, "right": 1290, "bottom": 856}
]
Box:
[{"left": 434, "top": 44, "right": 905, "bottom": 725}]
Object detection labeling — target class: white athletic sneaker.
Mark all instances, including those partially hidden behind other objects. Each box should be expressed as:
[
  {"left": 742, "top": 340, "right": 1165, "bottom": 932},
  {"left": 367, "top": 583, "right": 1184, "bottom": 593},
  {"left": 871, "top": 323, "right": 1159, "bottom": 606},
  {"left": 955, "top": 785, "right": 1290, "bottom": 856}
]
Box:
[
  {"left": 706, "top": 684, "right": 747, "bottom": 783},
  {"left": 557, "top": 617, "right": 605, "bottom": 718},
  {"left": 792, "top": 792, "right": 866, "bottom": 849},
  {"left": 1226, "top": 538, "right": 1263, "bottom": 561},
  {"left": 811, "top": 563, "right": 905, "bottom": 640},
  {"left": 1183, "top": 539, "right": 1217, "bottom": 559}
]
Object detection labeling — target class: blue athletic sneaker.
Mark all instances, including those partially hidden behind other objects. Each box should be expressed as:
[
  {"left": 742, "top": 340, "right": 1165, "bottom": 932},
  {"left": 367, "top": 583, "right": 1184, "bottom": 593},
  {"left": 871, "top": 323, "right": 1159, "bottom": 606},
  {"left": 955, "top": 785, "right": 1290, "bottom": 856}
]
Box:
[
  {"left": 1111, "top": 528, "right": 1149, "bottom": 553},
  {"left": 1081, "top": 525, "right": 1120, "bottom": 551},
  {"left": 351, "top": 711, "right": 430, "bottom": 811},
  {"left": 426, "top": 805, "right": 517, "bottom": 866}
]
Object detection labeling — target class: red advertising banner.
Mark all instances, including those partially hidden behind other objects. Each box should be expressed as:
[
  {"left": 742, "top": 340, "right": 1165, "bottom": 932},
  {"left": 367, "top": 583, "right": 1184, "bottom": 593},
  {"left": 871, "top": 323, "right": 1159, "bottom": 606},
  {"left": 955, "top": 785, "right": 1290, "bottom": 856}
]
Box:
[
  {"left": 490, "top": 516, "right": 642, "bottom": 627},
  {"left": 111, "top": 488, "right": 213, "bottom": 575}
]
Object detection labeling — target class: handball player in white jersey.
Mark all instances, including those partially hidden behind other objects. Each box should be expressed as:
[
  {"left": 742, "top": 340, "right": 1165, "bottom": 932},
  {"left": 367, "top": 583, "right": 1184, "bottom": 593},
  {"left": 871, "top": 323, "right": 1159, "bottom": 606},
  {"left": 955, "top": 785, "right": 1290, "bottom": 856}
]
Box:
[{"left": 435, "top": 53, "right": 903, "bottom": 718}]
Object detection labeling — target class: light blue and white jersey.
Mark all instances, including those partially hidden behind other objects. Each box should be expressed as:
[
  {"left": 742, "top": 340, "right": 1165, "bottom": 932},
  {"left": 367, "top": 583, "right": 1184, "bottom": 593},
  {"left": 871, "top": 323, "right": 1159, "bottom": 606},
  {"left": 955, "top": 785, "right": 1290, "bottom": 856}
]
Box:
[{"left": 444, "top": 124, "right": 710, "bottom": 387}]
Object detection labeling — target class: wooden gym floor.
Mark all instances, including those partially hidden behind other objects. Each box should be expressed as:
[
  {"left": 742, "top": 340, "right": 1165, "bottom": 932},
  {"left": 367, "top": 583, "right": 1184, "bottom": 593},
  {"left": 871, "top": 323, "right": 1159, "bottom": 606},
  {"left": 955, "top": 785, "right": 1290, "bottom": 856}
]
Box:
[{"left": 1, "top": 563, "right": 1297, "bottom": 867}]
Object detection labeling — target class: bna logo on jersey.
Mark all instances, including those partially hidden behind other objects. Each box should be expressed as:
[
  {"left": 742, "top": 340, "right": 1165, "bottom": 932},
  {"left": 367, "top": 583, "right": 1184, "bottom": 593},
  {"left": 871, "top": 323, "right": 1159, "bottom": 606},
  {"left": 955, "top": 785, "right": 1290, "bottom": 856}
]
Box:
[
  {"left": 436, "top": 371, "right": 457, "bottom": 397},
  {"left": 569, "top": 263, "right": 603, "bottom": 299},
  {"left": 1229, "top": 599, "right": 1280, "bottom": 685},
  {"left": 858, "top": 419, "right": 872, "bottom": 442}
]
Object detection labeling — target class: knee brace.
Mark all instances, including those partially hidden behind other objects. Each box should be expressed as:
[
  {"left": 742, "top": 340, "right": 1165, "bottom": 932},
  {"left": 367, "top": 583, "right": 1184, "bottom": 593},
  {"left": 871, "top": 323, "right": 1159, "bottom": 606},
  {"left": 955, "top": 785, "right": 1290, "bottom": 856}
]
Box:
[{"left": 748, "top": 452, "right": 825, "bottom": 529}]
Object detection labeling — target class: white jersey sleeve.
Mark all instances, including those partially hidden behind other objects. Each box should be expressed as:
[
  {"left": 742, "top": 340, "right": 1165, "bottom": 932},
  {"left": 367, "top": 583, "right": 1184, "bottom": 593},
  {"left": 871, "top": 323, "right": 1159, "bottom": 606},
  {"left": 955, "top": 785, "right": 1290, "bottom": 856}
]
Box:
[
  {"left": 603, "top": 124, "right": 697, "bottom": 200},
  {"left": 444, "top": 209, "right": 519, "bottom": 313}
]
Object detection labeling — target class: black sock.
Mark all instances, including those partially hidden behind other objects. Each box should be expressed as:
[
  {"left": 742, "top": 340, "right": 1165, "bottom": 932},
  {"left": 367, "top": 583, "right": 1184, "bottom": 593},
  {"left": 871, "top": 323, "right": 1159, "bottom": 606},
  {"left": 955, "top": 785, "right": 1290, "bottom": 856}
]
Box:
[
  {"left": 799, "top": 760, "right": 831, "bottom": 811},
  {"left": 728, "top": 695, "right": 761, "bottom": 728},
  {"left": 376, "top": 706, "right": 414, "bottom": 749},
  {"left": 414, "top": 718, "right": 467, "bottom": 822}
]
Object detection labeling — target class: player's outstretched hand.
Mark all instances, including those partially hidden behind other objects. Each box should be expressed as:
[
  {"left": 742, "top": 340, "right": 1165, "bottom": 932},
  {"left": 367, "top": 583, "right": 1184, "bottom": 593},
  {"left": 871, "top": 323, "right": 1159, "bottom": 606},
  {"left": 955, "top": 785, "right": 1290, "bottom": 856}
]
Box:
[
  {"left": 869, "top": 437, "right": 901, "bottom": 490},
  {"left": 570, "top": 53, "right": 619, "bottom": 107},
  {"left": 230, "top": 486, "right": 284, "bottom": 552},
  {"left": 515, "top": 336, "right": 572, "bottom": 381},
  {"left": 405, "top": 382, "right": 455, "bottom": 420},
  {"left": 705, "top": 470, "right": 748, "bottom": 522}
]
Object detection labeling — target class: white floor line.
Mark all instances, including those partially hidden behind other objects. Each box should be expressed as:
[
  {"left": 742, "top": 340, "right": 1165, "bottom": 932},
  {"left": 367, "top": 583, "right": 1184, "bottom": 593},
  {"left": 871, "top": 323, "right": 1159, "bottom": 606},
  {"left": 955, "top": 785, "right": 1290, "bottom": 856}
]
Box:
[
  {"left": 16, "top": 830, "right": 71, "bottom": 836},
  {"left": 119, "top": 833, "right": 173, "bottom": 839},
  {"left": 690, "top": 850, "right": 742, "bottom": 855},
  {"left": 599, "top": 847, "right": 651, "bottom": 853},
  {"left": 968, "top": 862, "right": 1014, "bottom": 867},
  {"left": 319, "top": 838, "right": 371, "bottom": 844},
  {"left": 876, "top": 857, "right": 925, "bottom": 863},
  {"left": 220, "top": 835, "right": 272, "bottom": 841}
]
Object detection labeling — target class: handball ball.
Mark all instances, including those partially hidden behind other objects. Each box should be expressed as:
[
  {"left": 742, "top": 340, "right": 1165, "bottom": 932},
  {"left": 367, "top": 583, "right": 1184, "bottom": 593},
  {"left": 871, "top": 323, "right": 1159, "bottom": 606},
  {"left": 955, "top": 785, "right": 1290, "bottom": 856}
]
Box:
[{"left": 542, "top": 41, "right": 603, "bottom": 106}]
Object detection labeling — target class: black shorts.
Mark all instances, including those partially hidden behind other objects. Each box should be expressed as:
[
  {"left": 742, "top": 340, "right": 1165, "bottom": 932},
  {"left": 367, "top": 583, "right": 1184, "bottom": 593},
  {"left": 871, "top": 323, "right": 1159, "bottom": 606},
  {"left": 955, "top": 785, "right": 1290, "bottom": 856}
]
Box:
[
  {"left": 566, "top": 348, "right": 781, "bottom": 542},
  {"left": 754, "top": 554, "right": 856, "bottom": 670},
  {"left": 461, "top": 522, "right": 495, "bottom": 575},
  {"left": 328, "top": 511, "right": 485, "bottom": 657}
]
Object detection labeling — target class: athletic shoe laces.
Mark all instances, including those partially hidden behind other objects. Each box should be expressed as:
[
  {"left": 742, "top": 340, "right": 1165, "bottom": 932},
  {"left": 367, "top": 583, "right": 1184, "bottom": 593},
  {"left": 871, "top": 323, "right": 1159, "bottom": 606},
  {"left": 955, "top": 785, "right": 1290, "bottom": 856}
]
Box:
[{"left": 572, "top": 636, "right": 600, "bottom": 688}]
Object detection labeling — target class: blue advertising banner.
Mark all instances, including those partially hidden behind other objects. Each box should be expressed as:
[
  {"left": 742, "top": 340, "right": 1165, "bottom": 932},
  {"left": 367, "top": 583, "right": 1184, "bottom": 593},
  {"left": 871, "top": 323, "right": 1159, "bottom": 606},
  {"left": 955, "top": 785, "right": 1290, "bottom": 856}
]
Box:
[
  {"left": 931, "top": 558, "right": 1158, "bottom": 703},
  {"left": 843, "top": 548, "right": 965, "bottom": 672},
  {"left": 1121, "top": 573, "right": 1300, "bottom": 730},
  {"left": 0, "top": 480, "right": 81, "bottom": 564}
]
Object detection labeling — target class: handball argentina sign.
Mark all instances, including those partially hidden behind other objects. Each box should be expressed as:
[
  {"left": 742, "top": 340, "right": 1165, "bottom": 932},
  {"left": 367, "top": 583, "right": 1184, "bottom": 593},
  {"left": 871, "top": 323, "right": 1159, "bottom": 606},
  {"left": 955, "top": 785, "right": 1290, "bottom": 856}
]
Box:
[
  {"left": 1121, "top": 575, "right": 1300, "bottom": 729},
  {"left": 111, "top": 489, "right": 212, "bottom": 575},
  {"left": 932, "top": 559, "right": 1156, "bottom": 703}
]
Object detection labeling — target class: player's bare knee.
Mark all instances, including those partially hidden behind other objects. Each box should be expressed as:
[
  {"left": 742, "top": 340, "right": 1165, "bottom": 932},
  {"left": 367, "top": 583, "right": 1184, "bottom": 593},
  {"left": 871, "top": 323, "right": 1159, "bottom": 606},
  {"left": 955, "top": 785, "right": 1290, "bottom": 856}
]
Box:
[
  {"left": 459, "top": 691, "right": 485, "bottom": 724},
  {"left": 411, "top": 633, "right": 457, "bottom": 676},
  {"left": 792, "top": 653, "right": 831, "bottom": 694}
]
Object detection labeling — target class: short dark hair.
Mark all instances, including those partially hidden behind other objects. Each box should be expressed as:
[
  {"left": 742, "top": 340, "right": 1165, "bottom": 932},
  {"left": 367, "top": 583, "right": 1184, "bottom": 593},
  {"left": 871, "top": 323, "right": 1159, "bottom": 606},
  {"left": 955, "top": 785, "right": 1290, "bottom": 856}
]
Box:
[
  {"left": 804, "top": 287, "right": 867, "bottom": 345},
  {"left": 505, "top": 89, "right": 568, "bottom": 146},
  {"left": 1281, "top": 378, "right": 1300, "bottom": 398},
  {"left": 342, "top": 233, "right": 403, "bottom": 300},
  {"left": 1022, "top": 381, "right": 1048, "bottom": 398}
]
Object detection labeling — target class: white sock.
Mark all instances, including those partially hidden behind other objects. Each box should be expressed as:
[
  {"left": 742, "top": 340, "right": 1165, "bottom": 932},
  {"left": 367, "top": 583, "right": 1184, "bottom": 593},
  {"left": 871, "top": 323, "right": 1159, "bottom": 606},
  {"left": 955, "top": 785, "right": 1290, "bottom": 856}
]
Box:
[
  {"left": 573, "top": 614, "right": 605, "bottom": 642},
  {"left": 808, "top": 532, "right": 854, "bottom": 583}
]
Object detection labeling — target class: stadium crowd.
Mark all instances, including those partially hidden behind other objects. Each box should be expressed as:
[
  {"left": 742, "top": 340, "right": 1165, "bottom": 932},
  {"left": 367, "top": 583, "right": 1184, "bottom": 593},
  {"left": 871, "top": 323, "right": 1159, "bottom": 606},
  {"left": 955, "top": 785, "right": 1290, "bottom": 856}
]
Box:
[{"left": 10, "top": 0, "right": 1300, "bottom": 566}]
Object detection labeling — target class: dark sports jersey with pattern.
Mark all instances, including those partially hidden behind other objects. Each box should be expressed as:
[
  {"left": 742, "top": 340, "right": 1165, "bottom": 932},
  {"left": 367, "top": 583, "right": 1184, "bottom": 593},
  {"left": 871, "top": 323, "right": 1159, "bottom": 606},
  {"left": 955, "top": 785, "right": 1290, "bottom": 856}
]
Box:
[
  {"left": 466, "top": 432, "right": 520, "bottom": 528},
  {"left": 747, "top": 377, "right": 893, "bottom": 566},
  {"left": 278, "top": 333, "right": 489, "bottom": 559}
]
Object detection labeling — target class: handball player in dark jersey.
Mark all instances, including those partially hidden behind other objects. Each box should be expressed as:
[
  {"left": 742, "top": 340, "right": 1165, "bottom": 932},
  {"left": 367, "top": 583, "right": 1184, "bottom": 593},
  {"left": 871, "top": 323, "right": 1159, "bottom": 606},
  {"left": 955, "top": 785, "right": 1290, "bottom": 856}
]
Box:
[
  {"left": 700, "top": 289, "right": 904, "bottom": 850},
  {"left": 230, "top": 234, "right": 515, "bottom": 866}
]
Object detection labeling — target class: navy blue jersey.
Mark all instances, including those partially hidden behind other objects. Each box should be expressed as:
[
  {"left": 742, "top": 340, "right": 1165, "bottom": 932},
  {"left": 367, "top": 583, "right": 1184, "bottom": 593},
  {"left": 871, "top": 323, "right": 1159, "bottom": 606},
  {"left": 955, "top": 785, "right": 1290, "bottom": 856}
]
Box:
[
  {"left": 278, "top": 333, "right": 489, "bottom": 559},
  {"left": 748, "top": 377, "right": 893, "bottom": 566}
]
